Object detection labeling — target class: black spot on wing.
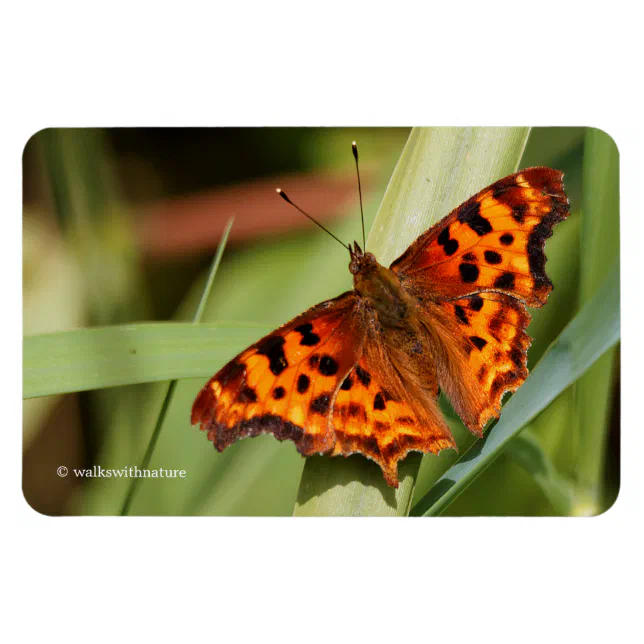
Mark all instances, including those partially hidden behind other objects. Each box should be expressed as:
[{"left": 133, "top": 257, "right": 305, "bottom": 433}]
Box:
[
  {"left": 218, "top": 360, "right": 245, "bottom": 386},
  {"left": 454, "top": 304, "right": 468, "bottom": 325},
  {"left": 511, "top": 204, "right": 527, "bottom": 223},
  {"left": 500, "top": 233, "right": 514, "bottom": 246},
  {"left": 310, "top": 393, "right": 331, "bottom": 415},
  {"left": 319, "top": 355, "right": 339, "bottom": 376},
  {"left": 238, "top": 386, "right": 257, "bottom": 403},
  {"left": 294, "top": 323, "right": 320, "bottom": 347},
  {"left": 469, "top": 294, "right": 484, "bottom": 311},
  {"left": 297, "top": 374, "right": 310, "bottom": 394},
  {"left": 444, "top": 239, "right": 458, "bottom": 255},
  {"left": 373, "top": 392, "right": 386, "bottom": 410},
  {"left": 493, "top": 184, "right": 511, "bottom": 199},
  {"left": 470, "top": 336, "right": 487, "bottom": 350},
  {"left": 484, "top": 250, "right": 502, "bottom": 265},
  {"left": 272, "top": 386, "right": 286, "bottom": 400},
  {"left": 256, "top": 335, "right": 288, "bottom": 375},
  {"left": 437, "top": 226, "right": 459, "bottom": 256},
  {"left": 354, "top": 366, "right": 371, "bottom": 387},
  {"left": 494, "top": 272, "right": 515, "bottom": 290},
  {"left": 340, "top": 375, "right": 353, "bottom": 391},
  {"left": 459, "top": 262, "right": 479, "bottom": 283},
  {"left": 457, "top": 200, "right": 492, "bottom": 235}
]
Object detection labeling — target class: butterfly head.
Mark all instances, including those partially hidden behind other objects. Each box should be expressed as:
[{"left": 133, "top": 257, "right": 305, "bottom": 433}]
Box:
[{"left": 349, "top": 241, "right": 378, "bottom": 276}]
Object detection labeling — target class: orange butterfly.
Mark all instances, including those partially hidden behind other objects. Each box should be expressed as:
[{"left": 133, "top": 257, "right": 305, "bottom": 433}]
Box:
[{"left": 192, "top": 151, "right": 569, "bottom": 487}]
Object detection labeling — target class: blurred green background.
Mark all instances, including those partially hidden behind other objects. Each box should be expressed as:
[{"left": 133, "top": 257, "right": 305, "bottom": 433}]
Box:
[{"left": 22, "top": 127, "right": 619, "bottom": 516}]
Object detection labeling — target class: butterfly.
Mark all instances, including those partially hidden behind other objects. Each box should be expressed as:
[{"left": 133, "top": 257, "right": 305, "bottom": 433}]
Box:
[{"left": 191, "top": 151, "right": 569, "bottom": 487}]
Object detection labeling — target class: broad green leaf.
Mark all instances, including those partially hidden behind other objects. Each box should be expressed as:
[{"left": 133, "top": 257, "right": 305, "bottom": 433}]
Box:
[
  {"left": 294, "top": 127, "right": 531, "bottom": 516},
  {"left": 23, "top": 322, "right": 270, "bottom": 399}
]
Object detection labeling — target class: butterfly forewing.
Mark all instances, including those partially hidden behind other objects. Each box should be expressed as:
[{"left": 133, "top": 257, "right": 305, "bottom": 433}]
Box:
[
  {"left": 390, "top": 167, "right": 570, "bottom": 307},
  {"left": 192, "top": 292, "right": 363, "bottom": 456}
]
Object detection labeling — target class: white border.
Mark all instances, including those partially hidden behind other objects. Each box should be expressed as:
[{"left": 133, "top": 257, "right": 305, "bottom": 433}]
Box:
[{"left": 6, "top": 3, "right": 639, "bottom": 643}]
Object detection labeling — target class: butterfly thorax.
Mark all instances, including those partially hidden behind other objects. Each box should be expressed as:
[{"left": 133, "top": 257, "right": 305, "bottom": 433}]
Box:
[{"left": 349, "top": 245, "right": 417, "bottom": 328}]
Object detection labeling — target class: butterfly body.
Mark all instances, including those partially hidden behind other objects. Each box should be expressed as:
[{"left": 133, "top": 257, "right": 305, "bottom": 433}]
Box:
[
  {"left": 350, "top": 245, "right": 417, "bottom": 329},
  {"left": 192, "top": 167, "right": 570, "bottom": 487}
]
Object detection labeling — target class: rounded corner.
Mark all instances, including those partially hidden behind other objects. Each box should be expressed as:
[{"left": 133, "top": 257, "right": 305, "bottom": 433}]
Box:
[
  {"left": 585, "top": 126, "right": 620, "bottom": 156},
  {"left": 586, "top": 483, "right": 621, "bottom": 518},
  {"left": 22, "top": 484, "right": 59, "bottom": 518},
  {"left": 22, "top": 127, "right": 54, "bottom": 162}
]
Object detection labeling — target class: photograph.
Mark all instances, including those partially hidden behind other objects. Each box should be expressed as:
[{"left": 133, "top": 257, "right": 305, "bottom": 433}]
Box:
[{"left": 22, "top": 126, "right": 619, "bottom": 517}]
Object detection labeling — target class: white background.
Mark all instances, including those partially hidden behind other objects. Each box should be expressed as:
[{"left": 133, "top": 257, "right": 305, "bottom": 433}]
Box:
[{"left": 5, "top": 2, "right": 639, "bottom": 643}]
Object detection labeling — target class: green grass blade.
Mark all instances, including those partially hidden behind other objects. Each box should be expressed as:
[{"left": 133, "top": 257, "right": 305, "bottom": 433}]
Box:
[
  {"left": 23, "top": 321, "right": 270, "bottom": 399},
  {"left": 572, "top": 128, "right": 619, "bottom": 514},
  {"left": 294, "top": 127, "right": 531, "bottom": 516},
  {"left": 193, "top": 219, "right": 234, "bottom": 323},
  {"left": 412, "top": 260, "right": 620, "bottom": 516},
  {"left": 120, "top": 219, "right": 233, "bottom": 515},
  {"left": 505, "top": 427, "right": 574, "bottom": 516}
]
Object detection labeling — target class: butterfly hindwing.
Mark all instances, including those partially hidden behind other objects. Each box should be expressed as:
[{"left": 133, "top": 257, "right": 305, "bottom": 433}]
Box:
[
  {"left": 330, "top": 330, "right": 456, "bottom": 487},
  {"left": 436, "top": 292, "right": 532, "bottom": 432},
  {"left": 390, "top": 167, "right": 570, "bottom": 307},
  {"left": 191, "top": 292, "right": 363, "bottom": 456}
]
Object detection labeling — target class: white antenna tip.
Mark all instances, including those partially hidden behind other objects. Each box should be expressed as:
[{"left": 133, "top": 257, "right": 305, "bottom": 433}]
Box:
[
  {"left": 275, "top": 188, "right": 282, "bottom": 193},
  {"left": 352, "top": 141, "right": 357, "bottom": 146}
]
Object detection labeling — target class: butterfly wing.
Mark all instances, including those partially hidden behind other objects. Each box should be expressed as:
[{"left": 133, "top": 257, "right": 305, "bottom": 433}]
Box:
[
  {"left": 435, "top": 292, "right": 532, "bottom": 432},
  {"left": 391, "top": 167, "right": 570, "bottom": 307},
  {"left": 329, "top": 321, "right": 456, "bottom": 487},
  {"left": 391, "top": 167, "right": 569, "bottom": 434},
  {"left": 193, "top": 291, "right": 456, "bottom": 487},
  {"left": 191, "top": 292, "right": 364, "bottom": 456}
]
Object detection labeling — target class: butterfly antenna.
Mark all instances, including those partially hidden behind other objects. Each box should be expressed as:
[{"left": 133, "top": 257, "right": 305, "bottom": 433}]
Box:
[
  {"left": 275, "top": 188, "right": 350, "bottom": 251},
  {"left": 352, "top": 141, "right": 366, "bottom": 251}
]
